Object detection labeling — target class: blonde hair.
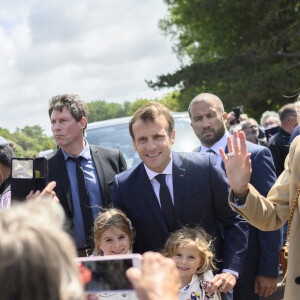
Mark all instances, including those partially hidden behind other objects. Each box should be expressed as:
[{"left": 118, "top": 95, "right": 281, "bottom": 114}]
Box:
[
  {"left": 162, "top": 227, "right": 216, "bottom": 279},
  {"left": 93, "top": 208, "right": 134, "bottom": 255},
  {"left": 0, "top": 199, "right": 84, "bottom": 300}
]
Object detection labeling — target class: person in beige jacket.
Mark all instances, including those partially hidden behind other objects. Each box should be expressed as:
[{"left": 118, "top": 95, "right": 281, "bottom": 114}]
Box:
[{"left": 219, "top": 130, "right": 300, "bottom": 300}]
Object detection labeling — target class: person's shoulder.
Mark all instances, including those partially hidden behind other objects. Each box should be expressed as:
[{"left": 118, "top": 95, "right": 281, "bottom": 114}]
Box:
[
  {"left": 114, "top": 162, "right": 143, "bottom": 181},
  {"left": 176, "top": 151, "right": 209, "bottom": 163},
  {"left": 175, "top": 151, "right": 217, "bottom": 170},
  {"left": 47, "top": 148, "right": 61, "bottom": 162},
  {"left": 90, "top": 144, "right": 120, "bottom": 156},
  {"left": 246, "top": 141, "right": 269, "bottom": 154},
  {"left": 192, "top": 145, "right": 201, "bottom": 152},
  {"left": 246, "top": 142, "right": 274, "bottom": 165}
]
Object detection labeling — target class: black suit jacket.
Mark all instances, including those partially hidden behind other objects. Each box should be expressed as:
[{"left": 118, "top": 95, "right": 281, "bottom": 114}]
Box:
[
  {"left": 112, "top": 151, "right": 248, "bottom": 274},
  {"left": 48, "top": 145, "right": 127, "bottom": 234}
]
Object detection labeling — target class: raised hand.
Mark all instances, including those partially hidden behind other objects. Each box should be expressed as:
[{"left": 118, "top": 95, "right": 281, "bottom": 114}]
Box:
[{"left": 219, "top": 131, "right": 252, "bottom": 195}]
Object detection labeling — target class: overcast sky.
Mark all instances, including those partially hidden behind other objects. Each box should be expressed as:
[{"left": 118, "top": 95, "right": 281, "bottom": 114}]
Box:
[{"left": 0, "top": 0, "right": 179, "bottom": 135}]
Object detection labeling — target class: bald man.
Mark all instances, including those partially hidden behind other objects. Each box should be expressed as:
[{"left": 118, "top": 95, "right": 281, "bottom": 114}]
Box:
[{"left": 189, "top": 93, "right": 281, "bottom": 300}]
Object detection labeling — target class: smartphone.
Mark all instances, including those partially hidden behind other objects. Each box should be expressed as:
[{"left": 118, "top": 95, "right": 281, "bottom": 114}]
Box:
[
  {"left": 76, "top": 254, "right": 142, "bottom": 294},
  {"left": 11, "top": 157, "right": 48, "bottom": 201}
]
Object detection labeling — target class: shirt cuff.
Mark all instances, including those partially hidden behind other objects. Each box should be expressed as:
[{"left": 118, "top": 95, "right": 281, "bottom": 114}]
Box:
[
  {"left": 232, "top": 191, "right": 248, "bottom": 207},
  {"left": 222, "top": 269, "right": 239, "bottom": 278}
]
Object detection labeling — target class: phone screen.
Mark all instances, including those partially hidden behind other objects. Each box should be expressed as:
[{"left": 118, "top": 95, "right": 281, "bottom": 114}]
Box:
[
  {"left": 12, "top": 159, "right": 34, "bottom": 178},
  {"left": 79, "top": 258, "right": 134, "bottom": 293}
]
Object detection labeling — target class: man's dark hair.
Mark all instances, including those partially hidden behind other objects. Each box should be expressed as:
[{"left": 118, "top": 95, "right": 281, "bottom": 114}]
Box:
[
  {"left": 278, "top": 104, "right": 297, "bottom": 124},
  {"left": 129, "top": 102, "right": 174, "bottom": 140},
  {"left": 48, "top": 94, "right": 89, "bottom": 130},
  {"left": 0, "top": 145, "right": 14, "bottom": 167}
]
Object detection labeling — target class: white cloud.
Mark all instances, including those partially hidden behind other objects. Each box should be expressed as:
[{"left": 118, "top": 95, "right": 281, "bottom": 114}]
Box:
[{"left": 0, "top": 0, "right": 179, "bottom": 135}]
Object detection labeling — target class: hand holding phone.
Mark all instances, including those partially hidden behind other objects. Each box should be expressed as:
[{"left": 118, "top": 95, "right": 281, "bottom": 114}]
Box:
[
  {"left": 126, "top": 252, "right": 181, "bottom": 300},
  {"left": 76, "top": 254, "right": 142, "bottom": 294},
  {"left": 11, "top": 157, "right": 48, "bottom": 201},
  {"left": 25, "top": 181, "right": 59, "bottom": 203}
]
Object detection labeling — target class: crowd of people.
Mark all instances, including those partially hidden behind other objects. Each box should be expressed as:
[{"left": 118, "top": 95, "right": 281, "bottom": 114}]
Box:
[{"left": 0, "top": 92, "right": 299, "bottom": 300}]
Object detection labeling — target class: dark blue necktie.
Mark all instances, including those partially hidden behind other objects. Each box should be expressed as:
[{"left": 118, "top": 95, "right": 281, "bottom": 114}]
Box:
[
  {"left": 69, "top": 156, "right": 93, "bottom": 247},
  {"left": 206, "top": 149, "right": 216, "bottom": 154},
  {"left": 155, "top": 174, "right": 175, "bottom": 232}
]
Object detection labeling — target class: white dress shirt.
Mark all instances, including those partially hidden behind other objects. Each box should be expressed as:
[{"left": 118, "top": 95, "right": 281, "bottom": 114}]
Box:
[
  {"left": 144, "top": 158, "right": 174, "bottom": 206},
  {"left": 200, "top": 131, "right": 230, "bottom": 165}
]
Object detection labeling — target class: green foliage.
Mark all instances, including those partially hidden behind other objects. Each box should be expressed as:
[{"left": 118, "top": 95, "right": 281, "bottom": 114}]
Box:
[
  {"left": 126, "top": 93, "right": 183, "bottom": 116},
  {"left": 87, "top": 95, "right": 184, "bottom": 122},
  {"left": 160, "top": 91, "right": 182, "bottom": 111},
  {"left": 87, "top": 100, "right": 131, "bottom": 122},
  {"left": 149, "top": 0, "right": 300, "bottom": 119},
  {"left": 127, "top": 99, "right": 152, "bottom": 116},
  {"left": 0, "top": 125, "right": 55, "bottom": 158}
]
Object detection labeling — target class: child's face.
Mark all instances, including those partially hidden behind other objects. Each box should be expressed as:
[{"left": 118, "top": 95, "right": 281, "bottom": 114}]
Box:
[
  {"left": 99, "top": 226, "right": 131, "bottom": 255},
  {"left": 172, "top": 245, "right": 201, "bottom": 283}
]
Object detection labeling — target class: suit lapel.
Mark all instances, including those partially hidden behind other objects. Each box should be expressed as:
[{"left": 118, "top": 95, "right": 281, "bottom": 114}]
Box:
[
  {"left": 193, "top": 145, "right": 201, "bottom": 152},
  {"left": 56, "top": 148, "right": 73, "bottom": 213},
  {"left": 172, "top": 152, "right": 185, "bottom": 225},
  {"left": 90, "top": 145, "right": 107, "bottom": 205},
  {"left": 137, "top": 164, "right": 169, "bottom": 234}
]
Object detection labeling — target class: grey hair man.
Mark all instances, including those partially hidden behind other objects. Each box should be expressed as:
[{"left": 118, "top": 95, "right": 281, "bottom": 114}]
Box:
[
  {"left": 260, "top": 111, "right": 280, "bottom": 130},
  {"left": 240, "top": 118, "right": 266, "bottom": 145}
]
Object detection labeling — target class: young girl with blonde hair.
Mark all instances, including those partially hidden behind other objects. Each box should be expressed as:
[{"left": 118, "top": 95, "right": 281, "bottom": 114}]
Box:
[{"left": 162, "top": 227, "right": 221, "bottom": 300}]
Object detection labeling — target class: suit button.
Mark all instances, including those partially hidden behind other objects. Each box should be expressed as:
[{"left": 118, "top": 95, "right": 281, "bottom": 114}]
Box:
[{"left": 295, "top": 277, "right": 300, "bottom": 285}]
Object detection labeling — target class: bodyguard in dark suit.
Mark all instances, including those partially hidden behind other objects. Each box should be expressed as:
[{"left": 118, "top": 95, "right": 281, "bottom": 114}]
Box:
[
  {"left": 112, "top": 102, "right": 248, "bottom": 299},
  {"left": 189, "top": 93, "right": 281, "bottom": 299},
  {"left": 48, "top": 95, "right": 126, "bottom": 254}
]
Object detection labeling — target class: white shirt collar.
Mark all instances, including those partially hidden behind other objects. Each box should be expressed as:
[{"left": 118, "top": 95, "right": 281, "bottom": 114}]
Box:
[
  {"left": 144, "top": 157, "right": 173, "bottom": 181},
  {"left": 200, "top": 131, "right": 230, "bottom": 155}
]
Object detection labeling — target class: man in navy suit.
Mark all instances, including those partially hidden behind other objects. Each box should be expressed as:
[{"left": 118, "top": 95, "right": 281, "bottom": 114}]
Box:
[
  {"left": 189, "top": 93, "right": 281, "bottom": 299},
  {"left": 112, "top": 102, "right": 248, "bottom": 299}
]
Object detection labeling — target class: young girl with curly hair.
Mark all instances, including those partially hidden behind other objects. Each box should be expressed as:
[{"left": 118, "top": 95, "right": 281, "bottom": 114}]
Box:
[{"left": 162, "top": 227, "right": 221, "bottom": 300}]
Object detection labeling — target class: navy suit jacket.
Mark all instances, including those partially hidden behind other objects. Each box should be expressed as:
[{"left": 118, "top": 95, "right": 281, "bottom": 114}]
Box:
[
  {"left": 112, "top": 151, "right": 248, "bottom": 274},
  {"left": 194, "top": 141, "right": 281, "bottom": 283},
  {"left": 48, "top": 145, "right": 127, "bottom": 235}
]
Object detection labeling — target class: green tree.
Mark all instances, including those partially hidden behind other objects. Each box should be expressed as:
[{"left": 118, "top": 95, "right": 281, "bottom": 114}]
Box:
[
  {"left": 148, "top": 0, "right": 300, "bottom": 119},
  {"left": 127, "top": 99, "right": 152, "bottom": 116},
  {"left": 160, "top": 91, "right": 182, "bottom": 111},
  {"left": 87, "top": 100, "right": 129, "bottom": 123},
  {"left": 0, "top": 125, "right": 55, "bottom": 158}
]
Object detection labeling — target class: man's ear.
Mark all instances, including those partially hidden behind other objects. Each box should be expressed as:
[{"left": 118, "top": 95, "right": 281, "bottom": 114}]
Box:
[
  {"left": 222, "top": 112, "right": 228, "bottom": 122},
  {"left": 80, "top": 117, "right": 87, "bottom": 129}
]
